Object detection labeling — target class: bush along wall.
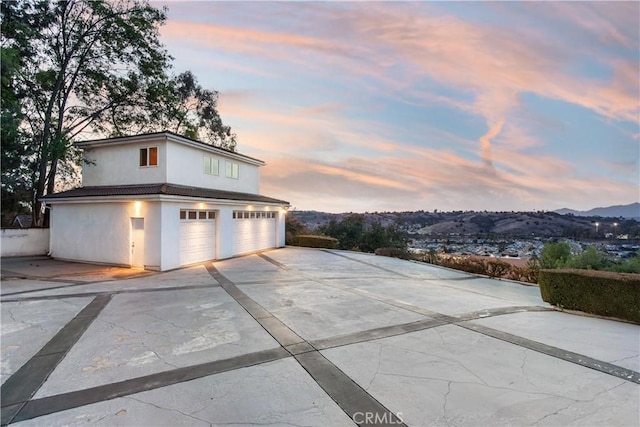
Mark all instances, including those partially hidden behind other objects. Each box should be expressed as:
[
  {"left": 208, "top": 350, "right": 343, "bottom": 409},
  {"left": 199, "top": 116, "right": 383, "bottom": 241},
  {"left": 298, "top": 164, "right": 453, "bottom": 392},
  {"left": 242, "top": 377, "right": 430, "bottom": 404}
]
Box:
[
  {"left": 288, "top": 235, "right": 339, "bottom": 249},
  {"left": 538, "top": 269, "right": 640, "bottom": 324}
]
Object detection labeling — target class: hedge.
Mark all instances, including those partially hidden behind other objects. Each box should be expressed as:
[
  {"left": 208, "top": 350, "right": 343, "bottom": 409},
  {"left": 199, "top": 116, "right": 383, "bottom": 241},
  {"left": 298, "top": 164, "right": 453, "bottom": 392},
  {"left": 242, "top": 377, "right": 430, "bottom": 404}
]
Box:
[
  {"left": 288, "top": 234, "right": 339, "bottom": 249},
  {"left": 538, "top": 269, "right": 640, "bottom": 323},
  {"left": 374, "top": 247, "right": 413, "bottom": 260}
]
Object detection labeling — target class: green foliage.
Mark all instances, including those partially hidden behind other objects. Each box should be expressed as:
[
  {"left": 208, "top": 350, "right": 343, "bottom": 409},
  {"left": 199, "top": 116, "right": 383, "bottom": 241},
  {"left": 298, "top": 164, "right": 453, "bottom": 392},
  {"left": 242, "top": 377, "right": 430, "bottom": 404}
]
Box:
[
  {"left": 285, "top": 215, "right": 309, "bottom": 245},
  {"left": 318, "top": 214, "right": 365, "bottom": 251},
  {"left": 539, "top": 269, "right": 640, "bottom": 323},
  {"left": 288, "top": 235, "right": 339, "bottom": 249},
  {"left": 317, "top": 214, "right": 407, "bottom": 253},
  {"left": 1, "top": 0, "right": 237, "bottom": 226},
  {"left": 540, "top": 242, "right": 572, "bottom": 268},
  {"left": 540, "top": 243, "right": 640, "bottom": 273},
  {"left": 374, "top": 248, "right": 412, "bottom": 260},
  {"left": 607, "top": 251, "right": 640, "bottom": 274},
  {"left": 565, "top": 246, "right": 609, "bottom": 270}
]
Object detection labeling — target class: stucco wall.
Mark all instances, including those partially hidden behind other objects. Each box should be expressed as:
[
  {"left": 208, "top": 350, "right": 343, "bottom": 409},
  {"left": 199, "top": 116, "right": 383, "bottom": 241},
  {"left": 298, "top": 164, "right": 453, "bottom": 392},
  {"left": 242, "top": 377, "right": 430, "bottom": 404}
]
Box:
[
  {"left": 49, "top": 201, "right": 161, "bottom": 269},
  {"left": 165, "top": 143, "right": 260, "bottom": 193},
  {"left": 83, "top": 141, "right": 168, "bottom": 186},
  {"left": 82, "top": 136, "right": 260, "bottom": 194},
  {"left": 1, "top": 228, "right": 50, "bottom": 257}
]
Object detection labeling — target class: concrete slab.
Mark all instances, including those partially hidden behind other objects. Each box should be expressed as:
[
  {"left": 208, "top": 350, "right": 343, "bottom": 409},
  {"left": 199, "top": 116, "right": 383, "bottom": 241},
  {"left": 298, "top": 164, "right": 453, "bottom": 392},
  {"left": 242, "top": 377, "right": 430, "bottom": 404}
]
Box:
[
  {"left": 1, "top": 279, "right": 77, "bottom": 296},
  {"left": 1, "top": 298, "right": 93, "bottom": 384},
  {"left": 310, "top": 250, "right": 473, "bottom": 280},
  {"left": 238, "top": 280, "right": 426, "bottom": 340},
  {"left": 14, "top": 358, "right": 355, "bottom": 427},
  {"left": 322, "top": 324, "right": 639, "bottom": 426},
  {"left": 472, "top": 311, "right": 640, "bottom": 372},
  {"left": 3, "top": 265, "right": 215, "bottom": 298},
  {"left": 3, "top": 247, "right": 638, "bottom": 426},
  {"left": 261, "top": 248, "right": 403, "bottom": 279},
  {"left": 325, "top": 277, "right": 542, "bottom": 316},
  {"left": 34, "top": 288, "right": 279, "bottom": 398},
  {"left": 1, "top": 256, "right": 147, "bottom": 282}
]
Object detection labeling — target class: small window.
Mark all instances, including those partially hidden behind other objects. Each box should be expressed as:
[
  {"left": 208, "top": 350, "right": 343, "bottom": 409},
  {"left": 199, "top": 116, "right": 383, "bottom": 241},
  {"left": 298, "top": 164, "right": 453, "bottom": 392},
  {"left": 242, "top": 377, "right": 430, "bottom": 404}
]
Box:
[
  {"left": 204, "top": 156, "right": 219, "bottom": 175},
  {"left": 198, "top": 211, "right": 207, "bottom": 220},
  {"left": 226, "top": 161, "right": 239, "bottom": 179},
  {"left": 208, "top": 211, "right": 216, "bottom": 219},
  {"left": 140, "top": 146, "right": 158, "bottom": 167},
  {"left": 233, "top": 212, "right": 237, "bottom": 219},
  {"left": 188, "top": 211, "right": 197, "bottom": 220},
  {"left": 244, "top": 212, "right": 249, "bottom": 219},
  {"left": 180, "top": 210, "right": 186, "bottom": 220},
  {"left": 140, "top": 148, "right": 147, "bottom": 167}
]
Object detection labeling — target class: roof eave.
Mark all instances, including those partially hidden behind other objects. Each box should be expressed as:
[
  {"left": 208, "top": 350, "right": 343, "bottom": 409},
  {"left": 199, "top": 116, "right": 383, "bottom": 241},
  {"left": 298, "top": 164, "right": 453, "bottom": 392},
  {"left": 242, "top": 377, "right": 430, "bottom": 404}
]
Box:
[
  {"left": 42, "top": 194, "right": 290, "bottom": 207},
  {"left": 75, "top": 131, "right": 265, "bottom": 166}
]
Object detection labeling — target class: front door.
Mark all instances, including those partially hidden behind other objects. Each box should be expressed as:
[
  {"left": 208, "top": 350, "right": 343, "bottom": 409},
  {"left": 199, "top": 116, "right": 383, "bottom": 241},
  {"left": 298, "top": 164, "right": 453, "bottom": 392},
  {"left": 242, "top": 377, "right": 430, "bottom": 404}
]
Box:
[{"left": 131, "top": 218, "right": 145, "bottom": 268}]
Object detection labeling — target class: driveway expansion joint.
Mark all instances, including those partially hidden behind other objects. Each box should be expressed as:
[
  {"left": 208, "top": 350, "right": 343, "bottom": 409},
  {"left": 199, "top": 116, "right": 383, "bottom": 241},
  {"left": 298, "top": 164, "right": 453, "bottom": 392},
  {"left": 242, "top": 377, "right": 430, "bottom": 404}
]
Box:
[
  {"left": 208, "top": 262, "right": 405, "bottom": 426},
  {"left": 1, "top": 294, "right": 113, "bottom": 425}
]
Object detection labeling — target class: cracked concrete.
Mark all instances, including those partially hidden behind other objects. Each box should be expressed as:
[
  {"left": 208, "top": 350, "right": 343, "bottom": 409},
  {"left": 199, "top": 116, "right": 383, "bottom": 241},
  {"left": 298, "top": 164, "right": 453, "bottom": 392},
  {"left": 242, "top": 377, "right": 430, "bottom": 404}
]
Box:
[
  {"left": 322, "top": 324, "right": 639, "bottom": 426},
  {"left": 33, "top": 288, "right": 279, "bottom": 398},
  {"left": 2, "top": 247, "right": 639, "bottom": 426},
  {"left": 471, "top": 310, "right": 640, "bottom": 372},
  {"left": 1, "top": 297, "right": 93, "bottom": 384}
]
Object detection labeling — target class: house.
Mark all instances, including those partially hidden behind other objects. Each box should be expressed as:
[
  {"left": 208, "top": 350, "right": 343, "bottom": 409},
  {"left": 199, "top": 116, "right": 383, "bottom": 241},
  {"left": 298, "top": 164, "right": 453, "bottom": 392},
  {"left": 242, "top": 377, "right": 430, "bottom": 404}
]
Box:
[{"left": 42, "top": 131, "right": 289, "bottom": 271}]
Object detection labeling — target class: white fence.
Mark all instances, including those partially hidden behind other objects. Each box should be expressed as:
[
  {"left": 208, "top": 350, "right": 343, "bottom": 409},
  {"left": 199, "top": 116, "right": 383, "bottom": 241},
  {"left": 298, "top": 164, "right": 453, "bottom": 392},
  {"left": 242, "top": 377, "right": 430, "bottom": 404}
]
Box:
[{"left": 1, "top": 228, "right": 50, "bottom": 257}]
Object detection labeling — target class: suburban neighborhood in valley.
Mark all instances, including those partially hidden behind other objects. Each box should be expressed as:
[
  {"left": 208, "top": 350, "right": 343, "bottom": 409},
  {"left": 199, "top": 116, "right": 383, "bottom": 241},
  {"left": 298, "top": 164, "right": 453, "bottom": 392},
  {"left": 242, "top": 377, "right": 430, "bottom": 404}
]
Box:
[{"left": 1, "top": 1, "right": 639, "bottom": 426}]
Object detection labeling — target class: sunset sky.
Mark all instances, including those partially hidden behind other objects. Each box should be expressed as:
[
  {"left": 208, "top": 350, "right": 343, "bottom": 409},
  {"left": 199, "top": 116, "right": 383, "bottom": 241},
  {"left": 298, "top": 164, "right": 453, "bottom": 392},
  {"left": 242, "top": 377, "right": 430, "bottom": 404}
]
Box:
[{"left": 157, "top": 1, "right": 639, "bottom": 213}]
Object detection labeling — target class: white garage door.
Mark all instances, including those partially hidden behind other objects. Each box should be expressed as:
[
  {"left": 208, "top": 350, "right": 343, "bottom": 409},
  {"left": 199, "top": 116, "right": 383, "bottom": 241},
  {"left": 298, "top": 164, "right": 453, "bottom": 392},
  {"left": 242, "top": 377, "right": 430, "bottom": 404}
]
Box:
[
  {"left": 179, "top": 210, "right": 216, "bottom": 266},
  {"left": 232, "top": 210, "right": 277, "bottom": 255}
]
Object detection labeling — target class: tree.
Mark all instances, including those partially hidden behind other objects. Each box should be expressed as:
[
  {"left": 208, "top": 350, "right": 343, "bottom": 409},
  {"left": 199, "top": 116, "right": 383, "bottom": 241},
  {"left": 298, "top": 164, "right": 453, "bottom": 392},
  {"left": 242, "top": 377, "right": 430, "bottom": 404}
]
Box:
[
  {"left": 318, "top": 214, "right": 365, "bottom": 251},
  {"left": 540, "top": 242, "right": 571, "bottom": 269},
  {"left": 0, "top": 1, "right": 42, "bottom": 225},
  {"left": 1, "top": 0, "right": 237, "bottom": 226}
]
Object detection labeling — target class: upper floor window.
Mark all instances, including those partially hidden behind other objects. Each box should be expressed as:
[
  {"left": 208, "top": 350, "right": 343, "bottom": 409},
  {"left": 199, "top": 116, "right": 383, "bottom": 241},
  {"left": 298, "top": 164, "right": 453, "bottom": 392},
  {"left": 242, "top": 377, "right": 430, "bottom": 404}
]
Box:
[
  {"left": 204, "top": 156, "right": 219, "bottom": 175},
  {"left": 140, "top": 147, "right": 158, "bottom": 167},
  {"left": 226, "top": 161, "right": 239, "bottom": 179}
]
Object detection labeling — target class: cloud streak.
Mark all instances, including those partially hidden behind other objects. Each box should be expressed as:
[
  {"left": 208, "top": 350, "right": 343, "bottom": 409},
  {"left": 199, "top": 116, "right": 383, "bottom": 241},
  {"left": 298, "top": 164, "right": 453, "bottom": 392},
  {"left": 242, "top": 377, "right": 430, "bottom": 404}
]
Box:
[{"left": 160, "top": 2, "right": 639, "bottom": 212}]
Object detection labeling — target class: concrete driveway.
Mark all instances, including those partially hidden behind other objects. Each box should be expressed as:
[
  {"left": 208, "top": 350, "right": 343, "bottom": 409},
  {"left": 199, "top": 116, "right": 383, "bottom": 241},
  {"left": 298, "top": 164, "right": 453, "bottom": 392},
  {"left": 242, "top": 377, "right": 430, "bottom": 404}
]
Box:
[{"left": 1, "top": 248, "right": 638, "bottom": 426}]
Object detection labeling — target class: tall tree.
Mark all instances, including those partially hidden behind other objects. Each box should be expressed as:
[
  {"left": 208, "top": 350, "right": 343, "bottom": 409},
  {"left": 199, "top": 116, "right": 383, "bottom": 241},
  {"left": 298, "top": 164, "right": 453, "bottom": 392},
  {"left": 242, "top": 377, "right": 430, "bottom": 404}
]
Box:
[
  {"left": 1, "top": 0, "right": 237, "bottom": 227},
  {"left": 2, "top": 0, "right": 172, "bottom": 226},
  {"left": 110, "top": 70, "right": 237, "bottom": 151}
]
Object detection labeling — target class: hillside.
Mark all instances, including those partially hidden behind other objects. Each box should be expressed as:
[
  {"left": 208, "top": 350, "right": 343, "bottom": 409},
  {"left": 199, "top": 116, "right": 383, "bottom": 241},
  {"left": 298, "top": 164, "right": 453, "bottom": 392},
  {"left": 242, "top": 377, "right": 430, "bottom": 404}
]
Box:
[{"left": 291, "top": 210, "right": 640, "bottom": 239}]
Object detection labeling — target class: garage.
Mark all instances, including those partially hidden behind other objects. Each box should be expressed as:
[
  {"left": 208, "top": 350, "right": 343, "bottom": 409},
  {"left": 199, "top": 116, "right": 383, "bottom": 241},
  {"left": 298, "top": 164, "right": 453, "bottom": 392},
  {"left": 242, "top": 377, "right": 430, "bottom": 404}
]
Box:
[
  {"left": 179, "top": 209, "right": 216, "bottom": 266},
  {"left": 232, "top": 210, "right": 277, "bottom": 255}
]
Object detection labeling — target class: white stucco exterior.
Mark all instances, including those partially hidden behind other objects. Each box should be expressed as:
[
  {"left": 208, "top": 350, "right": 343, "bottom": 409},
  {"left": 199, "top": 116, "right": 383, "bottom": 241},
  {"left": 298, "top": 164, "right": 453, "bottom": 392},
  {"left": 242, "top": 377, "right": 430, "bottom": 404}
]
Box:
[
  {"left": 1, "top": 228, "right": 50, "bottom": 257},
  {"left": 81, "top": 133, "right": 261, "bottom": 192},
  {"left": 45, "top": 132, "right": 288, "bottom": 271}
]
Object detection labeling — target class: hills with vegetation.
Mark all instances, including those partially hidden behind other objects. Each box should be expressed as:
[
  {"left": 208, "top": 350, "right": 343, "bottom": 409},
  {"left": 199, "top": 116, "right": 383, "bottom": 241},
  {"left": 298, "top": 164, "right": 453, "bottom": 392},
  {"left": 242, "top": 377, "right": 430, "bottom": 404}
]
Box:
[{"left": 291, "top": 207, "right": 640, "bottom": 239}]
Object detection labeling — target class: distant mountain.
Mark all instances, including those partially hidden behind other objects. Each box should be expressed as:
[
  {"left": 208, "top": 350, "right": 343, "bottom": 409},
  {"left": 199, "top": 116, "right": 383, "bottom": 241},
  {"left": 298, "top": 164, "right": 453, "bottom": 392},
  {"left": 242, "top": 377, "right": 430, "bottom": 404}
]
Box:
[{"left": 554, "top": 203, "right": 640, "bottom": 219}]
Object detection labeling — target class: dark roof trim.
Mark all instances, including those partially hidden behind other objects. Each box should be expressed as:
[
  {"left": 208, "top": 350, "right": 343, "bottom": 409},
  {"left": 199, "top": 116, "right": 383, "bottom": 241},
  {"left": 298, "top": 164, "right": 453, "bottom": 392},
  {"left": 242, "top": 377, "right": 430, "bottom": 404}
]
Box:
[
  {"left": 75, "top": 131, "right": 264, "bottom": 165},
  {"left": 42, "top": 183, "right": 289, "bottom": 205}
]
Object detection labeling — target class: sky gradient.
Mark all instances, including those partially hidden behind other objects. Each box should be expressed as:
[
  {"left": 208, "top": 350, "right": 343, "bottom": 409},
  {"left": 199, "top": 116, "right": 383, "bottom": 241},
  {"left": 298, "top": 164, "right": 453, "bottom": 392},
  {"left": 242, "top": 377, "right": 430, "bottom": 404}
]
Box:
[{"left": 157, "top": 1, "right": 639, "bottom": 213}]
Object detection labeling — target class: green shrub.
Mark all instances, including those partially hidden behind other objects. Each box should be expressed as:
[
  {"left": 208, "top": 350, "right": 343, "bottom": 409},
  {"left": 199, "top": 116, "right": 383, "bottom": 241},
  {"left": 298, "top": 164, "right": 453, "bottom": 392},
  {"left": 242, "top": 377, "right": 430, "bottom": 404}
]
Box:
[
  {"left": 288, "top": 234, "right": 339, "bottom": 249},
  {"left": 565, "top": 246, "right": 610, "bottom": 270},
  {"left": 540, "top": 242, "right": 571, "bottom": 268},
  {"left": 374, "top": 247, "right": 413, "bottom": 260},
  {"left": 539, "top": 269, "right": 640, "bottom": 323}
]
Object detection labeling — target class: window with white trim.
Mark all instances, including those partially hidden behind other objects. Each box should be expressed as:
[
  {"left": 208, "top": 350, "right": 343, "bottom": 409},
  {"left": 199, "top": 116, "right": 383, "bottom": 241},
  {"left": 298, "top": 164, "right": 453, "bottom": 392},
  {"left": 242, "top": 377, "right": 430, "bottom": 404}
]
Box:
[
  {"left": 203, "top": 156, "right": 219, "bottom": 175},
  {"left": 180, "top": 210, "right": 216, "bottom": 221},
  {"left": 233, "top": 210, "right": 276, "bottom": 219},
  {"left": 225, "top": 161, "right": 239, "bottom": 179},
  {"left": 139, "top": 147, "right": 158, "bottom": 167}
]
